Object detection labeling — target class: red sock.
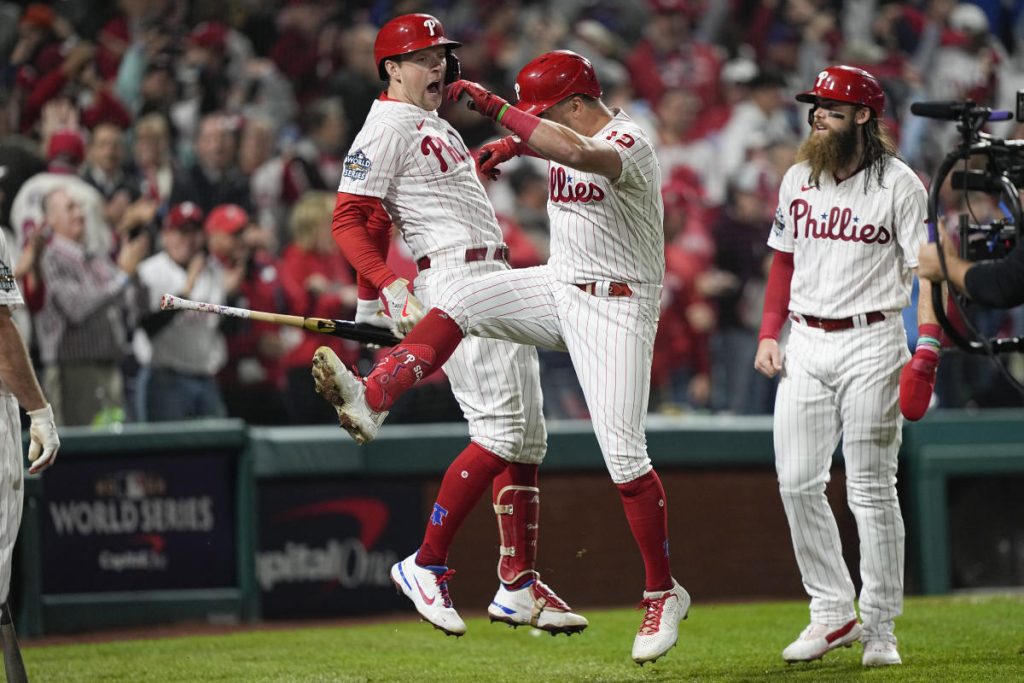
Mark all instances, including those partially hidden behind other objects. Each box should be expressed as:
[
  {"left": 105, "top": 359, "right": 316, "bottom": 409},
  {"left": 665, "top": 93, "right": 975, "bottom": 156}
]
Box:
[
  {"left": 616, "top": 470, "right": 673, "bottom": 592},
  {"left": 365, "top": 308, "right": 463, "bottom": 410},
  {"left": 416, "top": 442, "right": 508, "bottom": 567},
  {"left": 493, "top": 462, "right": 539, "bottom": 589},
  {"left": 493, "top": 462, "right": 538, "bottom": 494}
]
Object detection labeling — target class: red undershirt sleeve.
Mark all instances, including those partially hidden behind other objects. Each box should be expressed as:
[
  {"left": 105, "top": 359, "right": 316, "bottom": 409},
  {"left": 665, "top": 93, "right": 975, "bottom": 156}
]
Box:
[
  {"left": 759, "top": 250, "right": 794, "bottom": 341},
  {"left": 332, "top": 192, "right": 398, "bottom": 292}
]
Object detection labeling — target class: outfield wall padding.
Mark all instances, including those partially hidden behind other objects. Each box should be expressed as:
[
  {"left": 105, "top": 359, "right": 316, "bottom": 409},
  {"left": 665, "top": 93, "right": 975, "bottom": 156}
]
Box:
[{"left": 14, "top": 411, "right": 1023, "bottom": 635}]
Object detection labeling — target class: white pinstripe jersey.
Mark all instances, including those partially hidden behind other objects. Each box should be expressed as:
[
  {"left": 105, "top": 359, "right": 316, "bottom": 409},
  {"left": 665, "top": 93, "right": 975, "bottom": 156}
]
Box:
[
  {"left": 767, "top": 157, "right": 927, "bottom": 318},
  {"left": 0, "top": 231, "right": 23, "bottom": 397},
  {"left": 336, "top": 97, "right": 503, "bottom": 259},
  {"left": 546, "top": 110, "right": 665, "bottom": 285},
  {"left": 0, "top": 230, "right": 22, "bottom": 608},
  {"left": 0, "top": 231, "right": 22, "bottom": 310}
]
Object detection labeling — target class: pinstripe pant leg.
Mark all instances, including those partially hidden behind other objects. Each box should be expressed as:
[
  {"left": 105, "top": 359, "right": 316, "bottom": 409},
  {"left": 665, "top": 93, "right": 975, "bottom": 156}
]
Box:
[
  {"left": 559, "top": 286, "right": 658, "bottom": 485},
  {"left": 0, "top": 397, "right": 24, "bottom": 603},
  {"left": 775, "top": 325, "right": 857, "bottom": 625},
  {"left": 838, "top": 319, "right": 908, "bottom": 642},
  {"left": 437, "top": 266, "right": 563, "bottom": 463},
  {"left": 517, "top": 348, "right": 548, "bottom": 466}
]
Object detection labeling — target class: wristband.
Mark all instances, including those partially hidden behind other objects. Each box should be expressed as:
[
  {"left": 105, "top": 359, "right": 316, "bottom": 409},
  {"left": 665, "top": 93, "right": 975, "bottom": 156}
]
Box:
[
  {"left": 916, "top": 323, "right": 943, "bottom": 353},
  {"left": 496, "top": 105, "right": 542, "bottom": 143}
]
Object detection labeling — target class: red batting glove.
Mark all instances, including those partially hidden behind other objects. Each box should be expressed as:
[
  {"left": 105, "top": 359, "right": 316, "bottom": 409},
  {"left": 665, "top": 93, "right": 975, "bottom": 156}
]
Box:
[
  {"left": 446, "top": 79, "right": 509, "bottom": 120},
  {"left": 474, "top": 136, "right": 522, "bottom": 181},
  {"left": 899, "top": 324, "right": 942, "bottom": 421}
]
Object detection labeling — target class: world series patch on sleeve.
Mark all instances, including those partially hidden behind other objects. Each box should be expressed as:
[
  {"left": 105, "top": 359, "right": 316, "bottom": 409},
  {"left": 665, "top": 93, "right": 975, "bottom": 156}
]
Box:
[
  {"left": 343, "top": 150, "right": 372, "bottom": 181},
  {"left": 772, "top": 207, "right": 786, "bottom": 238}
]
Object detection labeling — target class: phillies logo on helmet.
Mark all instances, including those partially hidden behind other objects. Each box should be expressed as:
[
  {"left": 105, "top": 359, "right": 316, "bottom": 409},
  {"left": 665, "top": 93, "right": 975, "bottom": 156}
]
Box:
[
  {"left": 373, "top": 13, "right": 462, "bottom": 80},
  {"left": 795, "top": 64, "right": 885, "bottom": 117},
  {"left": 513, "top": 50, "right": 602, "bottom": 116}
]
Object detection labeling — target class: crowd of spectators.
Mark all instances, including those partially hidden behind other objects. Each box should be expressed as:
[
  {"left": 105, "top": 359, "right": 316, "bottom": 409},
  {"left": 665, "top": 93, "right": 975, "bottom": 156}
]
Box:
[{"left": 2, "top": 0, "right": 1023, "bottom": 427}]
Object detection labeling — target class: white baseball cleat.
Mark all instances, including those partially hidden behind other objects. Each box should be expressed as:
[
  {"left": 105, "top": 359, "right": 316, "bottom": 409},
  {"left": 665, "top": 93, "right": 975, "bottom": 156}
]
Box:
[
  {"left": 311, "top": 346, "right": 387, "bottom": 445},
  {"left": 782, "top": 619, "right": 863, "bottom": 663},
  {"left": 631, "top": 579, "right": 691, "bottom": 665},
  {"left": 488, "top": 578, "right": 589, "bottom": 635},
  {"left": 862, "top": 640, "right": 902, "bottom": 667},
  {"left": 390, "top": 553, "right": 466, "bottom": 637}
]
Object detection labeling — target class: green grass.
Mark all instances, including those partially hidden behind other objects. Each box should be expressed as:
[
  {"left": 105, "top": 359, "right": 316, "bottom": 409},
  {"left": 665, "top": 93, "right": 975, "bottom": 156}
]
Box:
[{"left": 20, "top": 594, "right": 1024, "bottom": 682}]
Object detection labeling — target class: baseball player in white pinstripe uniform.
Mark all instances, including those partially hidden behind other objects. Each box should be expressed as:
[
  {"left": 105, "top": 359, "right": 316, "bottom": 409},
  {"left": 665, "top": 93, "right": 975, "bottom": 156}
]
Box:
[
  {"left": 314, "top": 50, "right": 689, "bottom": 665},
  {"left": 0, "top": 228, "right": 60, "bottom": 633},
  {"left": 318, "top": 14, "right": 586, "bottom": 638},
  {"left": 754, "top": 66, "right": 941, "bottom": 668}
]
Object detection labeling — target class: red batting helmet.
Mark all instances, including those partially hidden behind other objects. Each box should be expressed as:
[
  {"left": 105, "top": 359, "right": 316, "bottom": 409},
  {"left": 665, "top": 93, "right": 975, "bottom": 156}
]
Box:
[
  {"left": 795, "top": 65, "right": 885, "bottom": 117},
  {"left": 513, "top": 50, "right": 603, "bottom": 116},
  {"left": 374, "top": 13, "right": 461, "bottom": 81}
]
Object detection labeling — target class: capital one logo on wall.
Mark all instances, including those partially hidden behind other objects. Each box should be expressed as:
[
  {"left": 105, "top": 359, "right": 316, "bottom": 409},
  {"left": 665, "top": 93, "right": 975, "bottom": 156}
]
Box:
[{"left": 256, "top": 480, "right": 421, "bottom": 618}]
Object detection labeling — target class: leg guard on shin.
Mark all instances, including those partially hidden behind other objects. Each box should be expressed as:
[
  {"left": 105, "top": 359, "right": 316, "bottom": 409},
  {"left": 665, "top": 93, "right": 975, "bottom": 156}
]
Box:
[
  {"left": 494, "top": 485, "right": 539, "bottom": 586},
  {"left": 489, "top": 486, "right": 589, "bottom": 634}
]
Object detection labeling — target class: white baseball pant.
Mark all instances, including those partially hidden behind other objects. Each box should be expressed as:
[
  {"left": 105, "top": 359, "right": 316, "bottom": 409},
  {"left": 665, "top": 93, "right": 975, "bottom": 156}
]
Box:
[
  {"left": 415, "top": 258, "right": 546, "bottom": 465},
  {"left": 774, "top": 314, "right": 909, "bottom": 641},
  {"left": 436, "top": 264, "right": 660, "bottom": 484},
  {"left": 0, "top": 395, "right": 24, "bottom": 603}
]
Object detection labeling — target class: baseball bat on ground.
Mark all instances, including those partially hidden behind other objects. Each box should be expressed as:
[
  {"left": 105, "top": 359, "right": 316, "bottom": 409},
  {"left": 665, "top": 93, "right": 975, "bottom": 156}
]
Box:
[
  {"left": 0, "top": 602, "right": 27, "bottom": 683},
  {"left": 160, "top": 294, "right": 403, "bottom": 347}
]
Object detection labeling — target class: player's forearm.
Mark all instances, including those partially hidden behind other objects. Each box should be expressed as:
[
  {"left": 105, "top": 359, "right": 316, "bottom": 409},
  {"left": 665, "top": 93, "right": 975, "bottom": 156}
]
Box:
[
  {"left": 332, "top": 193, "right": 397, "bottom": 290},
  {"left": 0, "top": 313, "right": 47, "bottom": 412},
  {"left": 758, "top": 250, "right": 794, "bottom": 340},
  {"left": 915, "top": 276, "right": 942, "bottom": 327},
  {"left": 525, "top": 121, "right": 621, "bottom": 177}
]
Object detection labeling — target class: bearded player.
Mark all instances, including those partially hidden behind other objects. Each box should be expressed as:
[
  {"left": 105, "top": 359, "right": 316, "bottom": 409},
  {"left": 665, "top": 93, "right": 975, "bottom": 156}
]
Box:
[
  {"left": 754, "top": 65, "right": 941, "bottom": 667},
  {"left": 321, "top": 14, "right": 586, "bottom": 638},
  {"left": 314, "top": 50, "right": 689, "bottom": 665}
]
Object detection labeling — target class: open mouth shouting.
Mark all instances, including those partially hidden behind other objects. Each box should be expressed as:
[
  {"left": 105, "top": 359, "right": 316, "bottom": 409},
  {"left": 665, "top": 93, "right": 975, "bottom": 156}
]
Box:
[{"left": 427, "top": 79, "right": 442, "bottom": 95}]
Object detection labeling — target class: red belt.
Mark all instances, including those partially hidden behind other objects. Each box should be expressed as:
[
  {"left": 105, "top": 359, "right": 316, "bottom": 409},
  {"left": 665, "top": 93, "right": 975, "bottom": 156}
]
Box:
[
  {"left": 575, "top": 282, "right": 634, "bottom": 297},
  {"left": 416, "top": 245, "right": 509, "bottom": 271},
  {"left": 791, "top": 311, "right": 886, "bottom": 332}
]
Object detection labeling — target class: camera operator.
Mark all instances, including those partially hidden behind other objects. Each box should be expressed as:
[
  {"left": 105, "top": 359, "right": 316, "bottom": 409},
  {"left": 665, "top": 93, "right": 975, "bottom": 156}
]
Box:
[{"left": 917, "top": 223, "right": 1024, "bottom": 308}]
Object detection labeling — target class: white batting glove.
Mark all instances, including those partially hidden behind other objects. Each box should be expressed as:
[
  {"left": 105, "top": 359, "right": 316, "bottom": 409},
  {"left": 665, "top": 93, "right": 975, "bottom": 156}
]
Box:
[
  {"left": 355, "top": 296, "right": 403, "bottom": 343},
  {"left": 381, "top": 278, "right": 425, "bottom": 335},
  {"left": 27, "top": 404, "right": 60, "bottom": 475}
]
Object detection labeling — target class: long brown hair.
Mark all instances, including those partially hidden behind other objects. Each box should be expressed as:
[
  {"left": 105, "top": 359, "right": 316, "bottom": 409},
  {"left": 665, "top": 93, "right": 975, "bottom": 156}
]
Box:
[{"left": 862, "top": 116, "right": 900, "bottom": 189}]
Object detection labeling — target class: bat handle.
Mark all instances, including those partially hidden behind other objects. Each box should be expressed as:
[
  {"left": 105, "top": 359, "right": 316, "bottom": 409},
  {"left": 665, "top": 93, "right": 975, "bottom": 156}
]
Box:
[{"left": 161, "top": 293, "right": 182, "bottom": 311}]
